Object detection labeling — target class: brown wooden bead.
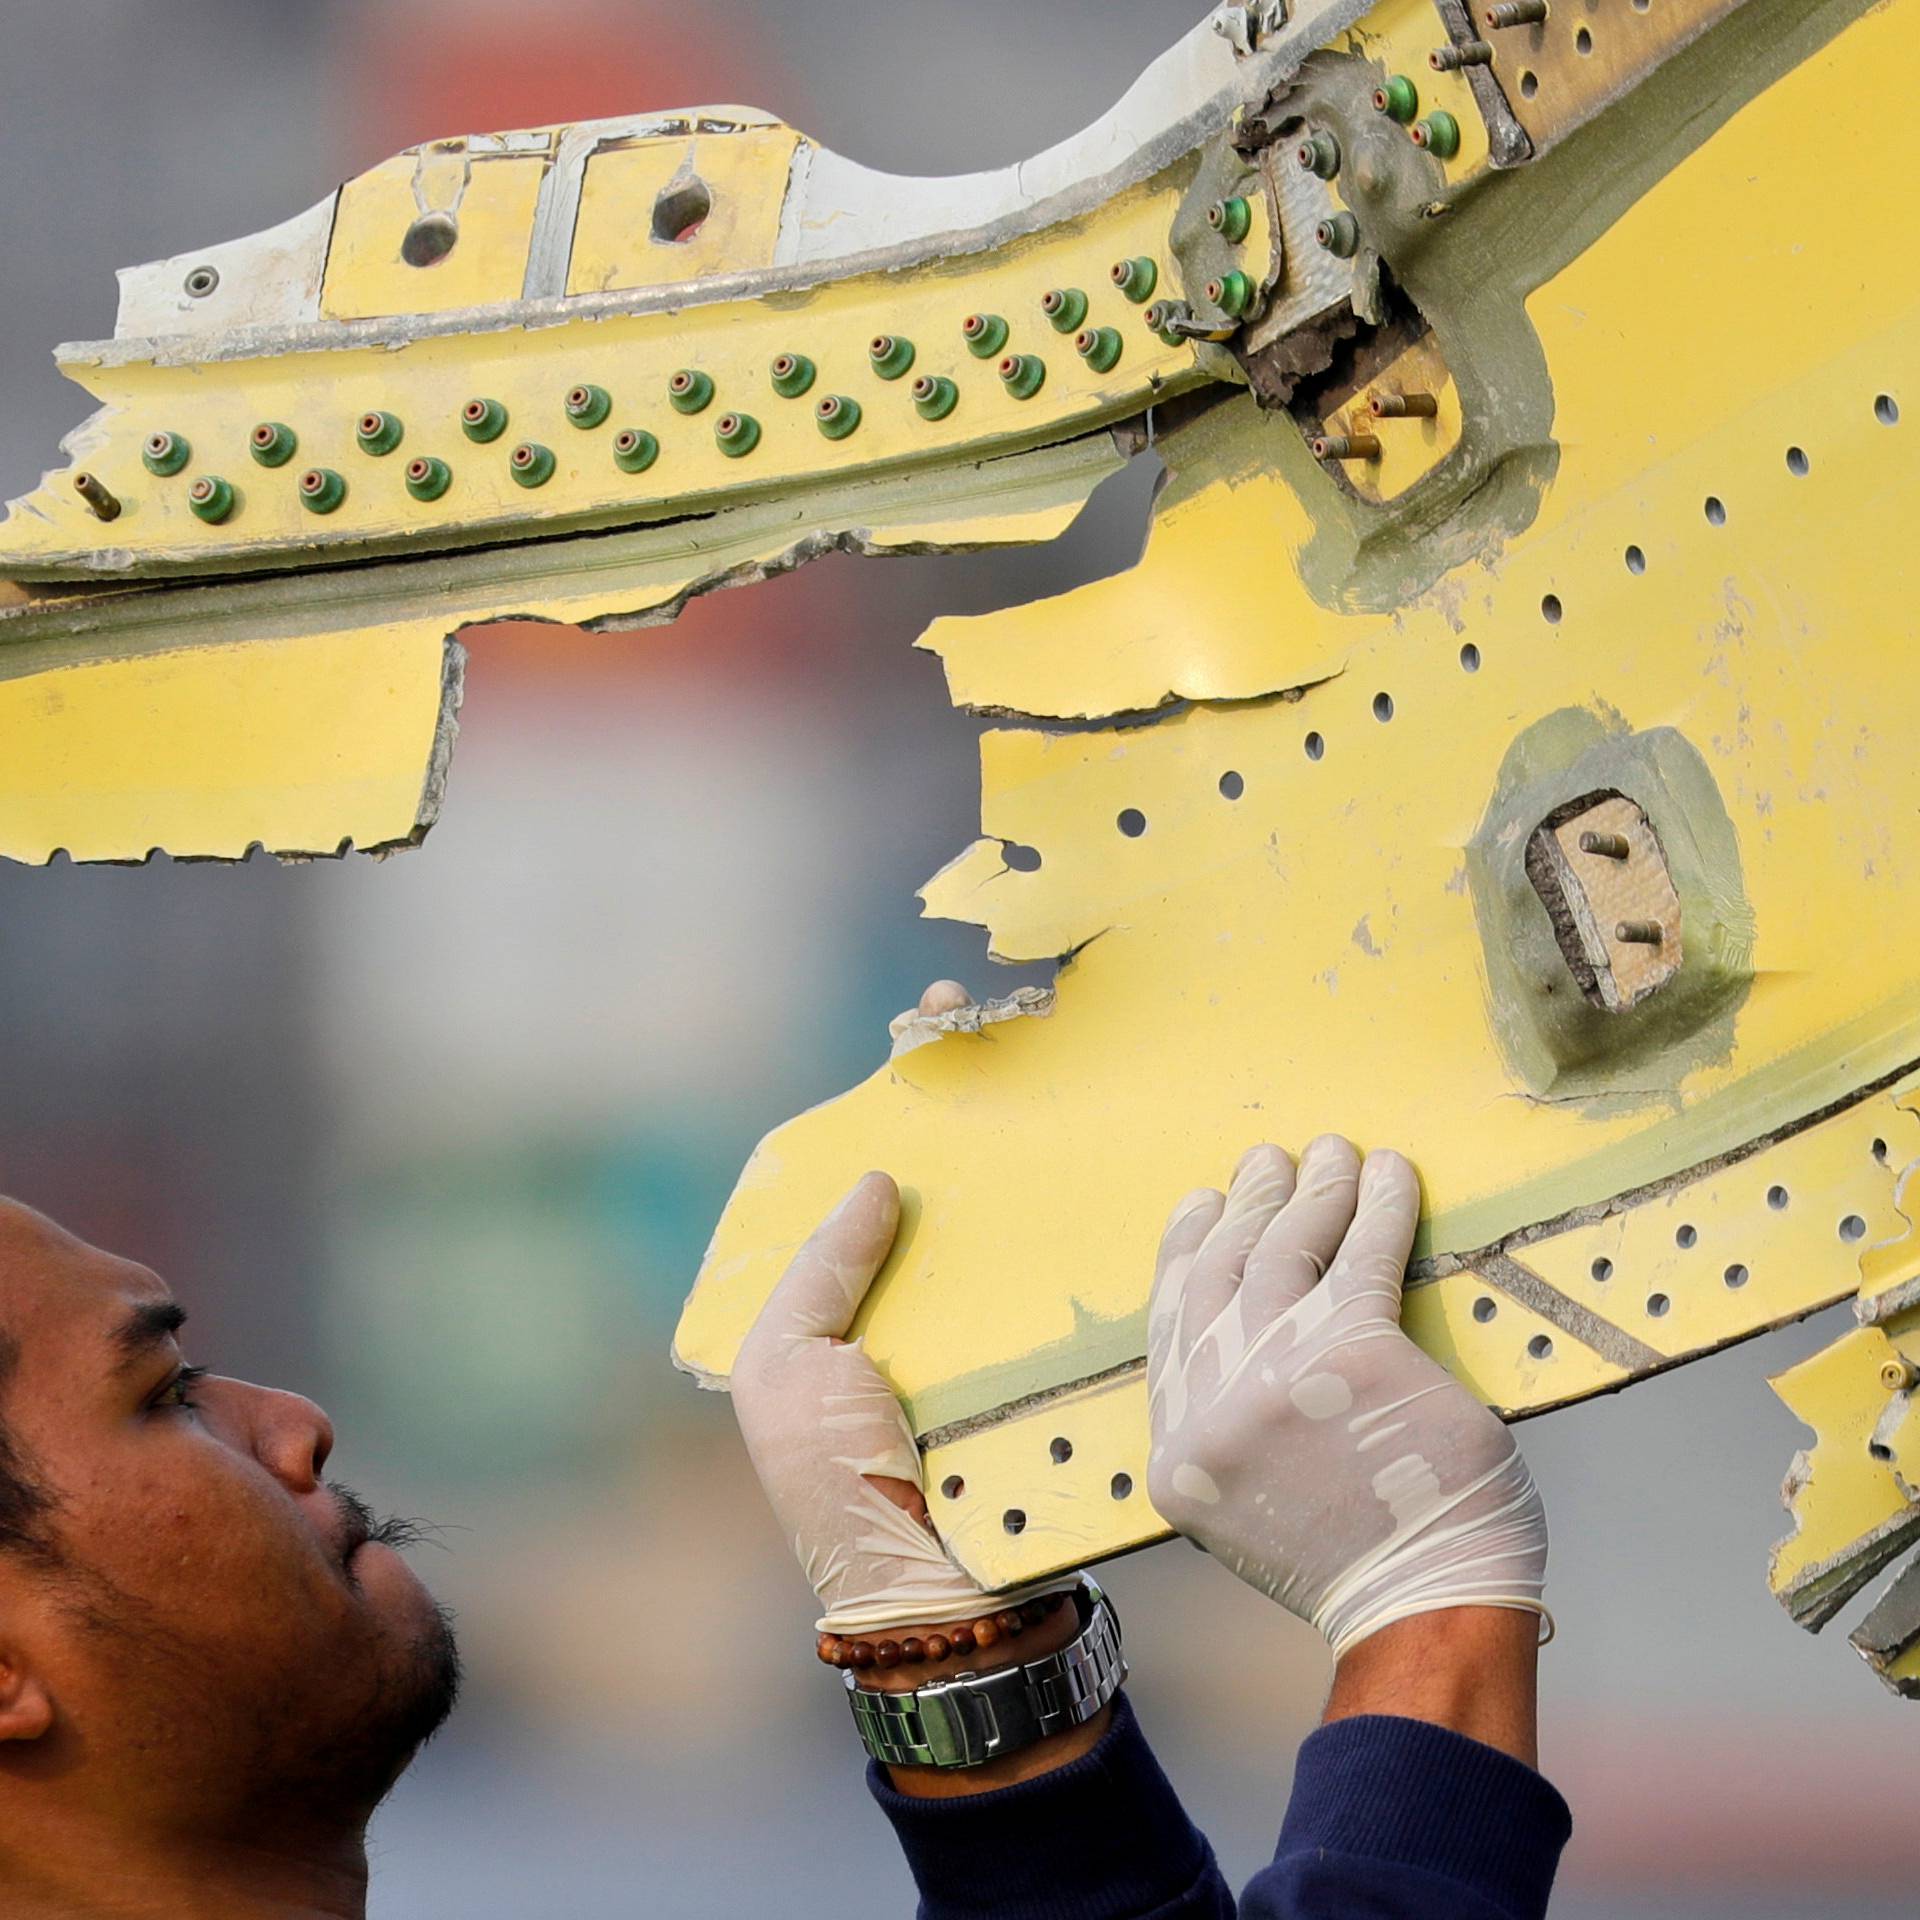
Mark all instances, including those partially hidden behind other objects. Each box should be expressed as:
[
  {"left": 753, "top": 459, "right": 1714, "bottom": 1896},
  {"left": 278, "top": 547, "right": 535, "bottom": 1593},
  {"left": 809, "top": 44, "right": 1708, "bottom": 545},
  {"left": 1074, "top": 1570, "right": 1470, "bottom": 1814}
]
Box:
[
  {"left": 949, "top": 1627, "right": 976, "bottom": 1654},
  {"left": 817, "top": 1633, "right": 840, "bottom": 1664},
  {"left": 997, "top": 1609, "right": 1025, "bottom": 1636},
  {"left": 924, "top": 1634, "right": 952, "bottom": 1662},
  {"left": 901, "top": 1637, "right": 927, "bottom": 1663},
  {"left": 849, "top": 1641, "right": 876, "bottom": 1669},
  {"left": 972, "top": 1617, "right": 1000, "bottom": 1650},
  {"left": 874, "top": 1640, "right": 903, "bottom": 1669}
]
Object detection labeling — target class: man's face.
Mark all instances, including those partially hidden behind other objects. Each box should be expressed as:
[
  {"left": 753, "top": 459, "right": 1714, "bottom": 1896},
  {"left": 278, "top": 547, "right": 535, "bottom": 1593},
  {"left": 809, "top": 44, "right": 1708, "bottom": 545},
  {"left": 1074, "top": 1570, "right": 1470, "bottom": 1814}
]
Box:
[{"left": 0, "top": 1199, "right": 457, "bottom": 1838}]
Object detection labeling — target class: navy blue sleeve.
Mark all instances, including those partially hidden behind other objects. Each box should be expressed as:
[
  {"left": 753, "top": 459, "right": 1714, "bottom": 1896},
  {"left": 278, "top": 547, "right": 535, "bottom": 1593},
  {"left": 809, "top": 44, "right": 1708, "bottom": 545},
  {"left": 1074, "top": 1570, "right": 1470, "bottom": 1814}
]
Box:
[
  {"left": 867, "top": 1691, "right": 1236, "bottom": 1920},
  {"left": 1244, "top": 1715, "right": 1572, "bottom": 1920}
]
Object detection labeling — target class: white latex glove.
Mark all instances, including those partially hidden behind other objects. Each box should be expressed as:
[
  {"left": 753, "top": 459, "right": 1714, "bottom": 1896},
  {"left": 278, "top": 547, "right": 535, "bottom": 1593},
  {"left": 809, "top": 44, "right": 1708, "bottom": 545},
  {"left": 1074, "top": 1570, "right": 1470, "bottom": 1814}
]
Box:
[
  {"left": 731, "top": 1168, "right": 1067, "bottom": 1634},
  {"left": 1146, "top": 1138, "right": 1549, "bottom": 1658}
]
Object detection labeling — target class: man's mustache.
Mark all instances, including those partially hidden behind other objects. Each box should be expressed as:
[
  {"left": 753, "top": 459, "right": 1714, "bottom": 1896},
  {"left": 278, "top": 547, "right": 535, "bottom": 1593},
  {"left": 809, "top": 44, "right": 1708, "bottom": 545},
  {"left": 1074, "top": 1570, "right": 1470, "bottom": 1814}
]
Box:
[{"left": 327, "top": 1482, "right": 438, "bottom": 1564}]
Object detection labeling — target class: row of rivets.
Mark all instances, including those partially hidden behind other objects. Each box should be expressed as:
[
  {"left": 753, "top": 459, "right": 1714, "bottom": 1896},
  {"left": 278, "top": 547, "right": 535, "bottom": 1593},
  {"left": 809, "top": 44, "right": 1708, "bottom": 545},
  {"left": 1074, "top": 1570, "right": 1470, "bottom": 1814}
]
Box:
[
  {"left": 1368, "top": 73, "right": 1463, "bottom": 165},
  {"left": 1313, "top": 385, "right": 1443, "bottom": 466}
]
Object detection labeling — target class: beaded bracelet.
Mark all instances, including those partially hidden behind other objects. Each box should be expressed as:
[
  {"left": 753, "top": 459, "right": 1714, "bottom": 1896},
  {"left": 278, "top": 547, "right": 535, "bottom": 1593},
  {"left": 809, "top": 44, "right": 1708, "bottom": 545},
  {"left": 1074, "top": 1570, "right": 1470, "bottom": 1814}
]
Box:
[{"left": 816, "top": 1589, "right": 1068, "bottom": 1671}]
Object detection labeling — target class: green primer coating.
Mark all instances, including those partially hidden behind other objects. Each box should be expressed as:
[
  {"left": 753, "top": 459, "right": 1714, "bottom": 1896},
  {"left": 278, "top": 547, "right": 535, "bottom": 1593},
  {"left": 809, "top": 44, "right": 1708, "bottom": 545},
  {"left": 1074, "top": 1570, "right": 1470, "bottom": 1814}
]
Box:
[
  {"left": 509, "top": 441, "right": 556, "bottom": 488},
  {"left": 715, "top": 412, "right": 761, "bottom": 458},
  {"left": 356, "top": 410, "right": 405, "bottom": 456},
  {"left": 815, "top": 394, "right": 862, "bottom": 439},
  {"left": 770, "top": 353, "right": 817, "bottom": 398},
  {"left": 298, "top": 467, "right": 346, "bottom": 514},
  {"left": 141, "top": 431, "right": 190, "bottom": 477},
  {"left": 1413, "top": 110, "right": 1461, "bottom": 159},
  {"left": 564, "top": 383, "right": 612, "bottom": 429},
  {"left": 187, "top": 476, "right": 235, "bottom": 525},
  {"left": 249, "top": 422, "right": 298, "bottom": 468},
  {"left": 1041, "top": 287, "right": 1089, "bottom": 333},
  {"left": 404, "top": 456, "right": 452, "bottom": 502},
  {"left": 913, "top": 375, "right": 959, "bottom": 421},
  {"left": 1375, "top": 72, "right": 1420, "bottom": 122},
  {"left": 612, "top": 428, "right": 659, "bottom": 473},
  {"left": 869, "top": 334, "right": 916, "bottom": 380},
  {"left": 1076, "top": 325, "right": 1124, "bottom": 374},
  {"left": 461, "top": 397, "right": 508, "bottom": 443},
  {"left": 1208, "top": 195, "right": 1252, "bottom": 244},
  {"left": 668, "top": 369, "right": 715, "bottom": 414},
  {"left": 963, "top": 313, "right": 1010, "bottom": 357},
  {"left": 999, "top": 352, "right": 1047, "bottom": 400},
  {"left": 1110, "top": 257, "right": 1158, "bottom": 302}
]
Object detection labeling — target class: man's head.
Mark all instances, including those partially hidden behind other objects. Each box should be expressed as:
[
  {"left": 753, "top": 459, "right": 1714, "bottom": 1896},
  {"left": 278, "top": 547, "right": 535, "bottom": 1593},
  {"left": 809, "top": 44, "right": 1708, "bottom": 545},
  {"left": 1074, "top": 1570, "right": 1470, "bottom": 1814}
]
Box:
[{"left": 0, "top": 1198, "right": 458, "bottom": 1867}]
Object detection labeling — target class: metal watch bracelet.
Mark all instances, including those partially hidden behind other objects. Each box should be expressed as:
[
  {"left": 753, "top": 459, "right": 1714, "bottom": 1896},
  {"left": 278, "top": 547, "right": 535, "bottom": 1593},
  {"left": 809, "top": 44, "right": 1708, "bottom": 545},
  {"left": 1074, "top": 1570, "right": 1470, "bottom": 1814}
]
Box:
[{"left": 843, "top": 1575, "right": 1126, "bottom": 1770}]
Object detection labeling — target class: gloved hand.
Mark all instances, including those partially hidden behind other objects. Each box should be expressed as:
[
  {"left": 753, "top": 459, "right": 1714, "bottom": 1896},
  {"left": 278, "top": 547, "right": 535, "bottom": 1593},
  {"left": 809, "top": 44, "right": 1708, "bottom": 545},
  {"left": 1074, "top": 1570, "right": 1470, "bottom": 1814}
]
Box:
[{"left": 1145, "top": 1138, "right": 1549, "bottom": 1658}]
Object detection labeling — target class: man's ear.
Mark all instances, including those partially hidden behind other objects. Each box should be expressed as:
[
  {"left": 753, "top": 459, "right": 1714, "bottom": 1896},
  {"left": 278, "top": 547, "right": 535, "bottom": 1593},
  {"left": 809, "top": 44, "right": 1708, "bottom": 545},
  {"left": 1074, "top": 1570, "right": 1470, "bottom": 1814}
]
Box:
[{"left": 0, "top": 1647, "right": 53, "bottom": 1743}]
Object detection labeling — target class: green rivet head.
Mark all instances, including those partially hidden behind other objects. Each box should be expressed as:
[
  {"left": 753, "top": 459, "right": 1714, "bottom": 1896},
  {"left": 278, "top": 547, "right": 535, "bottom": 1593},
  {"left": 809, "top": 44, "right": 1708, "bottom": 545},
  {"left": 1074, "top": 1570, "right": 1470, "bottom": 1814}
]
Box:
[
  {"left": 669, "top": 369, "right": 715, "bottom": 414},
  {"left": 770, "top": 353, "right": 817, "bottom": 399},
  {"left": 1207, "top": 196, "right": 1253, "bottom": 245},
  {"left": 462, "top": 397, "right": 509, "bottom": 443},
  {"left": 911, "top": 374, "right": 959, "bottom": 422},
  {"left": 814, "top": 394, "right": 862, "bottom": 440},
  {"left": 299, "top": 466, "right": 347, "bottom": 514},
  {"left": 249, "top": 421, "right": 298, "bottom": 468},
  {"left": 868, "top": 334, "right": 916, "bottom": 380},
  {"left": 356, "top": 410, "right": 404, "bottom": 456},
  {"left": 1144, "top": 301, "right": 1191, "bottom": 346},
  {"left": 509, "top": 441, "right": 555, "bottom": 488},
  {"left": 1316, "top": 211, "right": 1361, "bottom": 259},
  {"left": 1040, "top": 287, "right": 1088, "bottom": 334},
  {"left": 187, "top": 475, "right": 235, "bottom": 524},
  {"left": 1205, "top": 270, "right": 1255, "bottom": 318},
  {"left": 1410, "top": 110, "right": 1461, "bottom": 160},
  {"left": 1110, "top": 257, "right": 1158, "bottom": 303},
  {"left": 613, "top": 428, "right": 659, "bottom": 474},
  {"left": 141, "top": 430, "right": 191, "bottom": 477},
  {"left": 1297, "top": 130, "right": 1341, "bottom": 180},
  {"left": 1075, "top": 325, "right": 1124, "bottom": 374},
  {"left": 998, "top": 352, "right": 1046, "bottom": 401},
  {"left": 404, "top": 455, "right": 452, "bottom": 502},
  {"left": 564, "top": 383, "right": 612, "bottom": 429},
  {"left": 961, "top": 312, "right": 1009, "bottom": 358},
  {"left": 1373, "top": 73, "right": 1419, "bottom": 122},
  {"left": 715, "top": 412, "right": 761, "bottom": 458}
]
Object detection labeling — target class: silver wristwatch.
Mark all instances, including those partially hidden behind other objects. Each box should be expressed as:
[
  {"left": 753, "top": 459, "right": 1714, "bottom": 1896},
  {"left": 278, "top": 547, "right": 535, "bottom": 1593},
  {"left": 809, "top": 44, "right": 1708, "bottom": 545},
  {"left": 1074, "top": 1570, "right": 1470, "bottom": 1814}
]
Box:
[{"left": 844, "top": 1576, "right": 1126, "bottom": 1770}]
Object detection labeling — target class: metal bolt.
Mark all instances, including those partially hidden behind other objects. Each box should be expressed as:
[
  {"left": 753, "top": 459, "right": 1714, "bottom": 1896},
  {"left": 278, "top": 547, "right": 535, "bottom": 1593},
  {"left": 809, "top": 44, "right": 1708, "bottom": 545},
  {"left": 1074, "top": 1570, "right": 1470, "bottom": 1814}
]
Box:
[
  {"left": 1369, "top": 391, "right": 1440, "bottom": 419},
  {"left": 564, "top": 383, "right": 612, "bottom": 429},
  {"left": 141, "top": 431, "right": 191, "bottom": 478},
  {"left": 462, "top": 397, "right": 509, "bottom": 443},
  {"left": 1880, "top": 1356, "right": 1920, "bottom": 1392},
  {"left": 1616, "top": 920, "right": 1664, "bottom": 945},
  {"left": 250, "top": 421, "right": 298, "bottom": 468},
  {"left": 1411, "top": 111, "right": 1462, "bottom": 159},
  {"left": 1109, "top": 257, "right": 1158, "bottom": 303},
  {"left": 1579, "top": 831, "right": 1632, "bottom": 859},
  {"left": 1207, "top": 196, "right": 1252, "bottom": 244},
  {"left": 509, "top": 441, "right": 556, "bottom": 488},
  {"left": 72, "top": 472, "right": 120, "bottom": 521},
  {"left": 815, "top": 394, "right": 862, "bottom": 440},
  {"left": 1297, "top": 130, "right": 1341, "bottom": 179},
  {"left": 770, "top": 353, "right": 817, "bottom": 399},
  {"left": 1316, "top": 212, "right": 1361, "bottom": 258},
  {"left": 298, "top": 467, "right": 347, "bottom": 514},
  {"left": 356, "top": 410, "right": 404, "bottom": 457},
  {"left": 1311, "top": 432, "right": 1382, "bottom": 462},
  {"left": 869, "top": 334, "right": 916, "bottom": 380},
  {"left": 1041, "top": 288, "right": 1088, "bottom": 334},
  {"left": 1206, "top": 270, "right": 1255, "bottom": 317},
  {"left": 405, "top": 455, "right": 452, "bottom": 502},
  {"left": 1485, "top": 0, "right": 1548, "bottom": 25},
  {"left": 912, "top": 375, "right": 959, "bottom": 422},
  {"left": 1430, "top": 40, "right": 1494, "bottom": 69},
  {"left": 715, "top": 412, "right": 761, "bottom": 458},
  {"left": 183, "top": 264, "right": 220, "bottom": 298},
  {"left": 613, "top": 428, "right": 659, "bottom": 473},
  {"left": 1373, "top": 74, "right": 1420, "bottom": 123},
  {"left": 1076, "top": 325, "right": 1124, "bottom": 374},
  {"left": 669, "top": 369, "right": 715, "bottom": 414},
  {"left": 962, "top": 312, "right": 1010, "bottom": 358},
  {"left": 999, "top": 353, "right": 1047, "bottom": 400}
]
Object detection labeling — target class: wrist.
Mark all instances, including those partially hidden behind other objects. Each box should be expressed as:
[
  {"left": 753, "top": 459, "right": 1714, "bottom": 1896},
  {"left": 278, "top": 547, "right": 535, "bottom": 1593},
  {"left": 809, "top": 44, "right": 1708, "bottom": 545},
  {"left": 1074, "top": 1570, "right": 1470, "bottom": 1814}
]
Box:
[{"left": 1322, "top": 1606, "right": 1540, "bottom": 1769}]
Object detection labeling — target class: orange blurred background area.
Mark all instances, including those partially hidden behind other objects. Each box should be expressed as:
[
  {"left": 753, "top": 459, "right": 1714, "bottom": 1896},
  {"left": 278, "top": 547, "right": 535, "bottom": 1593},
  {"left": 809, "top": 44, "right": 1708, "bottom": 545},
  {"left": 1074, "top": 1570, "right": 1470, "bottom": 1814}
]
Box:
[{"left": 0, "top": 3, "right": 1914, "bottom": 1915}]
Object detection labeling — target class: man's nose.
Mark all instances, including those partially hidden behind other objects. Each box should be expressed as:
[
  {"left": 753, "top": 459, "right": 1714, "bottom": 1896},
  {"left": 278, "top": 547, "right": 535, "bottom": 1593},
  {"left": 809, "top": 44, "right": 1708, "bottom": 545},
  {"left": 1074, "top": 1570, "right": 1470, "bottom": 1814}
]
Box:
[{"left": 227, "top": 1380, "right": 336, "bottom": 1493}]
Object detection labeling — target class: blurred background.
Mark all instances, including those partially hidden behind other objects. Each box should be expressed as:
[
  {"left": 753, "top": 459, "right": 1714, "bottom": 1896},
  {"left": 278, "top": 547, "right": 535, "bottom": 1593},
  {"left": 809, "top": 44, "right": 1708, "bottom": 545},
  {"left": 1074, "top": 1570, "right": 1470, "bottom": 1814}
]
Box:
[{"left": 1, "top": 2, "right": 1913, "bottom": 1914}]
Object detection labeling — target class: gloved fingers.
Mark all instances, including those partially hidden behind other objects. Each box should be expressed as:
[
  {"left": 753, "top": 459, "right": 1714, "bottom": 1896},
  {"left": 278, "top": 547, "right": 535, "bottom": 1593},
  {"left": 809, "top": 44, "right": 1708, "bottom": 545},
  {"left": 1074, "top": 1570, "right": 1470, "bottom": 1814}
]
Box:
[
  {"left": 742, "top": 1170, "right": 902, "bottom": 1350},
  {"left": 1323, "top": 1149, "right": 1422, "bottom": 1316},
  {"left": 1239, "top": 1133, "right": 1362, "bottom": 1326},
  {"left": 1171, "top": 1145, "right": 1297, "bottom": 1398},
  {"left": 1147, "top": 1185, "right": 1226, "bottom": 1390},
  {"left": 888, "top": 978, "right": 974, "bottom": 1044}
]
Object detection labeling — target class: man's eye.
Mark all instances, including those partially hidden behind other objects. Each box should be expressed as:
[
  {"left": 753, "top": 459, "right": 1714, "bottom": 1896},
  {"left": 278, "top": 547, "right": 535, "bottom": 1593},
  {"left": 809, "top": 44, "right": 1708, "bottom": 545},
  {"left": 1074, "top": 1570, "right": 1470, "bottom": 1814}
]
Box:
[{"left": 154, "top": 1365, "right": 209, "bottom": 1411}]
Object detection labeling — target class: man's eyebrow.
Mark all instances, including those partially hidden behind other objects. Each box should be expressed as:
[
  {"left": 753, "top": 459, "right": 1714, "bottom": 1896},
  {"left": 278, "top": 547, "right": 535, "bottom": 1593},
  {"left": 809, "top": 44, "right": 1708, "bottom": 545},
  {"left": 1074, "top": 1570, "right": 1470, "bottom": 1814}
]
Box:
[{"left": 112, "top": 1299, "right": 187, "bottom": 1367}]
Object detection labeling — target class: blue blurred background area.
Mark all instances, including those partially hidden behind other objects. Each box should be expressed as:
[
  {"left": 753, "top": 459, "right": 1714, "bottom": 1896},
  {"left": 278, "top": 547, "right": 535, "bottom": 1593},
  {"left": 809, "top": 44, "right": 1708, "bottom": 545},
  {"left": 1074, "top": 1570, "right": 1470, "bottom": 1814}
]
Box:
[{"left": 1, "top": 3, "right": 1914, "bottom": 1915}]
